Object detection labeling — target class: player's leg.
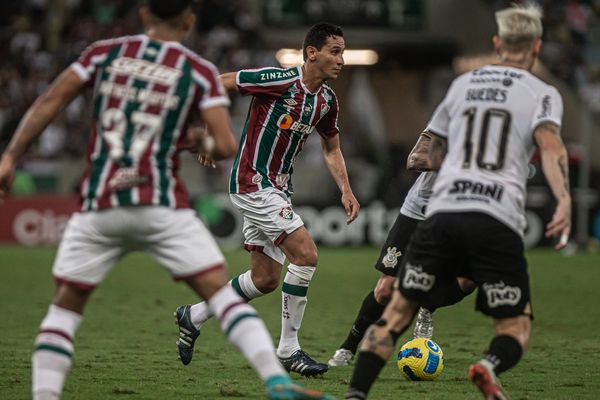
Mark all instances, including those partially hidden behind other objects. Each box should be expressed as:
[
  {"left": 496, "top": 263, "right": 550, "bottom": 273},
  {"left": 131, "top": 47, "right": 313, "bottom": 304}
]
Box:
[
  {"left": 345, "top": 290, "right": 419, "bottom": 400},
  {"left": 465, "top": 213, "right": 532, "bottom": 400},
  {"left": 163, "top": 208, "right": 331, "bottom": 399},
  {"left": 330, "top": 212, "right": 419, "bottom": 366},
  {"left": 32, "top": 211, "right": 122, "bottom": 400},
  {"left": 277, "top": 225, "right": 329, "bottom": 376},
  {"left": 329, "top": 274, "right": 393, "bottom": 366}
]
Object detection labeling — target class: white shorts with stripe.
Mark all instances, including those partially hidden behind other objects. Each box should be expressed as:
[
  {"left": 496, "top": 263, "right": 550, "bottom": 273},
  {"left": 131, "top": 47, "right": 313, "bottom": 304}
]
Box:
[
  {"left": 52, "top": 206, "right": 225, "bottom": 288},
  {"left": 229, "top": 188, "right": 304, "bottom": 265}
]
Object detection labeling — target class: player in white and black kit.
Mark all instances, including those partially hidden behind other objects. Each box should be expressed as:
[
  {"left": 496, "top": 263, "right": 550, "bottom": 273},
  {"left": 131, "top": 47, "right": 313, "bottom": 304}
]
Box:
[
  {"left": 328, "top": 137, "right": 475, "bottom": 367},
  {"left": 345, "top": 4, "right": 571, "bottom": 400}
]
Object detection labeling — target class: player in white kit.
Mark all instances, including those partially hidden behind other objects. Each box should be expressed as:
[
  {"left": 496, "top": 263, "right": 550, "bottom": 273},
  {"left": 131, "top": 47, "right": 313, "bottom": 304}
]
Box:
[{"left": 345, "top": 4, "right": 571, "bottom": 400}]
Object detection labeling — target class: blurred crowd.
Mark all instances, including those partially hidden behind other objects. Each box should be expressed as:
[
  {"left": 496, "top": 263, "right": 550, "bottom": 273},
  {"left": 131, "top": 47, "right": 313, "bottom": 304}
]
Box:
[
  {"left": 1, "top": 0, "right": 599, "bottom": 171},
  {"left": 0, "top": 0, "right": 272, "bottom": 161}
]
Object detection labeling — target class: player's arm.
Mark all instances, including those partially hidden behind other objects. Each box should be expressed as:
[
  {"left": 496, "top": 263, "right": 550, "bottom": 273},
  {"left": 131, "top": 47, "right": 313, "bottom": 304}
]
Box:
[
  {"left": 321, "top": 134, "right": 360, "bottom": 224},
  {"left": 219, "top": 72, "right": 240, "bottom": 92},
  {"left": 533, "top": 122, "right": 571, "bottom": 249},
  {"left": 406, "top": 130, "right": 447, "bottom": 171},
  {"left": 0, "top": 69, "right": 84, "bottom": 199}
]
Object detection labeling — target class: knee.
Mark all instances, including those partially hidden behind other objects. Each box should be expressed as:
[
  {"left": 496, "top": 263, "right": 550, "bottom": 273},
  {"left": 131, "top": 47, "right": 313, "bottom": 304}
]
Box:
[
  {"left": 289, "top": 247, "right": 318, "bottom": 267},
  {"left": 252, "top": 273, "right": 280, "bottom": 294}
]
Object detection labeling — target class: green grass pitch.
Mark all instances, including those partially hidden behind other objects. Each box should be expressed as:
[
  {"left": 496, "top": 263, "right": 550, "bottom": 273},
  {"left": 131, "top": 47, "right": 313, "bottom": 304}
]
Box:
[{"left": 1, "top": 245, "right": 599, "bottom": 399}]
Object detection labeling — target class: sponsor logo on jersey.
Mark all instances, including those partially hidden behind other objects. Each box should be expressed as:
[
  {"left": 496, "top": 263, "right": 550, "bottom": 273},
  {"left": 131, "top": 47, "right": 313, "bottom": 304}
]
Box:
[
  {"left": 108, "top": 167, "right": 149, "bottom": 191},
  {"left": 402, "top": 263, "right": 435, "bottom": 291},
  {"left": 382, "top": 246, "right": 402, "bottom": 269},
  {"left": 251, "top": 174, "right": 263, "bottom": 184},
  {"left": 472, "top": 68, "right": 523, "bottom": 79},
  {"left": 260, "top": 69, "right": 298, "bottom": 81},
  {"left": 303, "top": 103, "right": 313, "bottom": 116},
  {"left": 107, "top": 57, "right": 182, "bottom": 86},
  {"left": 279, "top": 206, "right": 294, "bottom": 220},
  {"left": 466, "top": 88, "right": 507, "bottom": 103},
  {"left": 322, "top": 91, "right": 332, "bottom": 103},
  {"left": 284, "top": 98, "right": 297, "bottom": 106},
  {"left": 448, "top": 179, "right": 504, "bottom": 202},
  {"left": 483, "top": 281, "right": 521, "bottom": 308},
  {"left": 537, "top": 95, "right": 551, "bottom": 119},
  {"left": 288, "top": 85, "right": 300, "bottom": 94},
  {"left": 277, "top": 114, "right": 315, "bottom": 134}
]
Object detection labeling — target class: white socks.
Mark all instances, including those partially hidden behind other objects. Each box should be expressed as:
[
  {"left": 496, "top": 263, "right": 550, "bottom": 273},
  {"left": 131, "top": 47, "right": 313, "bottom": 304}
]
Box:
[
  {"left": 277, "top": 264, "right": 315, "bottom": 358},
  {"left": 190, "top": 270, "right": 265, "bottom": 328},
  {"left": 208, "top": 285, "right": 285, "bottom": 381},
  {"left": 32, "top": 305, "right": 82, "bottom": 400}
]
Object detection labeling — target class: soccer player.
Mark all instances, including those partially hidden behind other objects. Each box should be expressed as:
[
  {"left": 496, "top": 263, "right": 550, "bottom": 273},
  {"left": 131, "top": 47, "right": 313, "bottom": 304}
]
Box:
[
  {"left": 0, "top": 1, "right": 333, "bottom": 399},
  {"left": 345, "top": 4, "right": 571, "bottom": 399},
  {"left": 328, "top": 133, "right": 475, "bottom": 367},
  {"left": 175, "top": 22, "right": 360, "bottom": 377}
]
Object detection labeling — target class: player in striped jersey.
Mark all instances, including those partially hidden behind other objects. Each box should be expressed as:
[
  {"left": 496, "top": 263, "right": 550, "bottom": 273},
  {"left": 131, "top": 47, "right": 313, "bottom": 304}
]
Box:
[
  {"left": 345, "top": 4, "right": 571, "bottom": 399},
  {"left": 175, "top": 23, "right": 360, "bottom": 377},
  {"left": 0, "top": 1, "right": 333, "bottom": 399}
]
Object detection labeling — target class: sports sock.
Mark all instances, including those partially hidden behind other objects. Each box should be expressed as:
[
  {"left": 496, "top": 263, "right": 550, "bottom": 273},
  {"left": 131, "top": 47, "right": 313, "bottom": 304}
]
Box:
[
  {"left": 208, "top": 285, "right": 286, "bottom": 381},
  {"left": 340, "top": 291, "right": 386, "bottom": 353},
  {"left": 345, "top": 351, "right": 387, "bottom": 399},
  {"left": 277, "top": 264, "right": 315, "bottom": 358},
  {"left": 32, "top": 305, "right": 82, "bottom": 400},
  {"left": 189, "top": 270, "right": 264, "bottom": 328},
  {"left": 483, "top": 334, "right": 523, "bottom": 375}
]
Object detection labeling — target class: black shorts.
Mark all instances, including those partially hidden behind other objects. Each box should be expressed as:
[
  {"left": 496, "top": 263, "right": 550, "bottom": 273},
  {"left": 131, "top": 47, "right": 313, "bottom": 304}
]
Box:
[
  {"left": 374, "top": 213, "right": 420, "bottom": 277},
  {"left": 397, "top": 212, "right": 532, "bottom": 319}
]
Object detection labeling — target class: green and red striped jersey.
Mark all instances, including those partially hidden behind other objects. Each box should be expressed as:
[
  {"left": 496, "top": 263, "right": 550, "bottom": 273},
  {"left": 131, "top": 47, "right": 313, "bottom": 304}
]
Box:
[
  {"left": 70, "top": 34, "right": 229, "bottom": 212},
  {"left": 229, "top": 66, "right": 340, "bottom": 196}
]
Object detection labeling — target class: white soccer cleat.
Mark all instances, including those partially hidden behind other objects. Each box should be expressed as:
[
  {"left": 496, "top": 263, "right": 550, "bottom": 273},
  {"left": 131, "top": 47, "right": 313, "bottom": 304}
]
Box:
[
  {"left": 413, "top": 307, "right": 434, "bottom": 339},
  {"left": 327, "top": 348, "right": 354, "bottom": 367}
]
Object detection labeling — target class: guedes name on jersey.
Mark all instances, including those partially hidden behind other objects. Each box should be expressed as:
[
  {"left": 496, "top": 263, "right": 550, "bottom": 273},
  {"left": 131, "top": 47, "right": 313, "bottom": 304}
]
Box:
[
  {"left": 466, "top": 88, "right": 507, "bottom": 103},
  {"left": 448, "top": 179, "right": 504, "bottom": 202}
]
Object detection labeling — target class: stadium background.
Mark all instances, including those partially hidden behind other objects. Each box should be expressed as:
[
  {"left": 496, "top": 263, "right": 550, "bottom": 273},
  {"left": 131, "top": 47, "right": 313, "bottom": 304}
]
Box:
[
  {"left": 1, "top": 0, "right": 599, "bottom": 250},
  {"left": 2, "top": 2, "right": 600, "bottom": 400}
]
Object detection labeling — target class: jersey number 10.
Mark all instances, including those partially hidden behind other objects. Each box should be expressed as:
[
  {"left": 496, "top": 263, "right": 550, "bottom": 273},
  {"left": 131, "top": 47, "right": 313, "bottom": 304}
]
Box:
[{"left": 462, "top": 107, "right": 511, "bottom": 171}]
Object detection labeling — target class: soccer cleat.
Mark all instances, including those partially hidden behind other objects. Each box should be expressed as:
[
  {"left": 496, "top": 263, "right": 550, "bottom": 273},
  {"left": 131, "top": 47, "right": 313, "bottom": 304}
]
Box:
[
  {"left": 279, "top": 349, "right": 329, "bottom": 377},
  {"left": 174, "top": 305, "right": 200, "bottom": 365},
  {"left": 267, "top": 375, "right": 336, "bottom": 400},
  {"left": 469, "top": 361, "right": 510, "bottom": 400},
  {"left": 327, "top": 348, "right": 354, "bottom": 367},
  {"left": 412, "top": 307, "right": 434, "bottom": 339}
]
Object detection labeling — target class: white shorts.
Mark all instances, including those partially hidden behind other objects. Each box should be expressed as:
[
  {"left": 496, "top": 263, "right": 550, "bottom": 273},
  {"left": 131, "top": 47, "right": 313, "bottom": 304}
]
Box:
[
  {"left": 230, "top": 188, "right": 304, "bottom": 265},
  {"left": 52, "top": 206, "right": 225, "bottom": 288}
]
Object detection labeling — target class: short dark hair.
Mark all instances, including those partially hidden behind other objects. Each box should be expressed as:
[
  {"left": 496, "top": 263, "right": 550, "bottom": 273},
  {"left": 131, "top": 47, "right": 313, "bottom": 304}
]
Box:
[
  {"left": 302, "top": 23, "right": 344, "bottom": 61},
  {"left": 147, "top": 0, "right": 194, "bottom": 19}
]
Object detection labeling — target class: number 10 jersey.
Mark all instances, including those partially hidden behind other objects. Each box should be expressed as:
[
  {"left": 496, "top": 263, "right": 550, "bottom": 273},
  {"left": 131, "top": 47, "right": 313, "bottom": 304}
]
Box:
[{"left": 425, "top": 65, "right": 563, "bottom": 236}]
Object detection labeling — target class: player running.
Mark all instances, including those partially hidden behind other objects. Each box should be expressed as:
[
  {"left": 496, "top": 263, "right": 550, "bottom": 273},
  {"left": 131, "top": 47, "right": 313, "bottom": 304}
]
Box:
[
  {"left": 174, "top": 22, "right": 360, "bottom": 377},
  {"left": 345, "top": 4, "right": 571, "bottom": 399}
]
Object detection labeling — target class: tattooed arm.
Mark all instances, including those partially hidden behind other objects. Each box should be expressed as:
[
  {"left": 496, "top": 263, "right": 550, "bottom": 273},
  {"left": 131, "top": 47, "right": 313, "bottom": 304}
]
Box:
[
  {"left": 406, "top": 131, "right": 447, "bottom": 171},
  {"left": 534, "top": 122, "right": 571, "bottom": 249}
]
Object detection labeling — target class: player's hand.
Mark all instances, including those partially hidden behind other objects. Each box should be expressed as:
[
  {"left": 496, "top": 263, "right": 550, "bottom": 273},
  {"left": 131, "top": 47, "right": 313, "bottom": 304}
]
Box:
[
  {"left": 546, "top": 199, "right": 571, "bottom": 250},
  {"left": 342, "top": 191, "right": 360, "bottom": 224},
  {"left": 0, "top": 153, "right": 17, "bottom": 203},
  {"left": 197, "top": 153, "right": 216, "bottom": 168}
]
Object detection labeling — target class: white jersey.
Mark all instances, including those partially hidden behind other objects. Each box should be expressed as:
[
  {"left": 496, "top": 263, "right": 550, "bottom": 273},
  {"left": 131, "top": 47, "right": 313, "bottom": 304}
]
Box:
[
  {"left": 426, "top": 64, "right": 563, "bottom": 236},
  {"left": 400, "top": 172, "right": 437, "bottom": 221}
]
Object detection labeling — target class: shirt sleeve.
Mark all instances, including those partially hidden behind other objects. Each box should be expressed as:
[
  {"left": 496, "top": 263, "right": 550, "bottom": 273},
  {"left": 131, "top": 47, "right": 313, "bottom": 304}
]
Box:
[
  {"left": 236, "top": 67, "right": 300, "bottom": 97},
  {"left": 316, "top": 92, "right": 340, "bottom": 139},
  {"left": 69, "top": 40, "right": 115, "bottom": 87},
  {"left": 191, "top": 60, "right": 231, "bottom": 110},
  {"left": 425, "top": 80, "right": 458, "bottom": 138},
  {"left": 531, "top": 86, "right": 563, "bottom": 132}
]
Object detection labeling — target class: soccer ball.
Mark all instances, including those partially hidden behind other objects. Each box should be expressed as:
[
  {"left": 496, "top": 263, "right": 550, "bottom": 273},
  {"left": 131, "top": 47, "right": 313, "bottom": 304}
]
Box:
[{"left": 396, "top": 338, "right": 444, "bottom": 381}]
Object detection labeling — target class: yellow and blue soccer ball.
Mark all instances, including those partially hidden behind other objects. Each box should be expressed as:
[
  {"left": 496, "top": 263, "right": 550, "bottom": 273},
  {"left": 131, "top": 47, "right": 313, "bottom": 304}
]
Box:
[{"left": 397, "top": 338, "right": 444, "bottom": 381}]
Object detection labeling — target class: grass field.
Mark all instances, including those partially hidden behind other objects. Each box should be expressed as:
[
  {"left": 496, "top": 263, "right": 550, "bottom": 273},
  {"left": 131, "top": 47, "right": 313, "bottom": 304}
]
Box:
[{"left": 1, "top": 245, "right": 599, "bottom": 399}]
